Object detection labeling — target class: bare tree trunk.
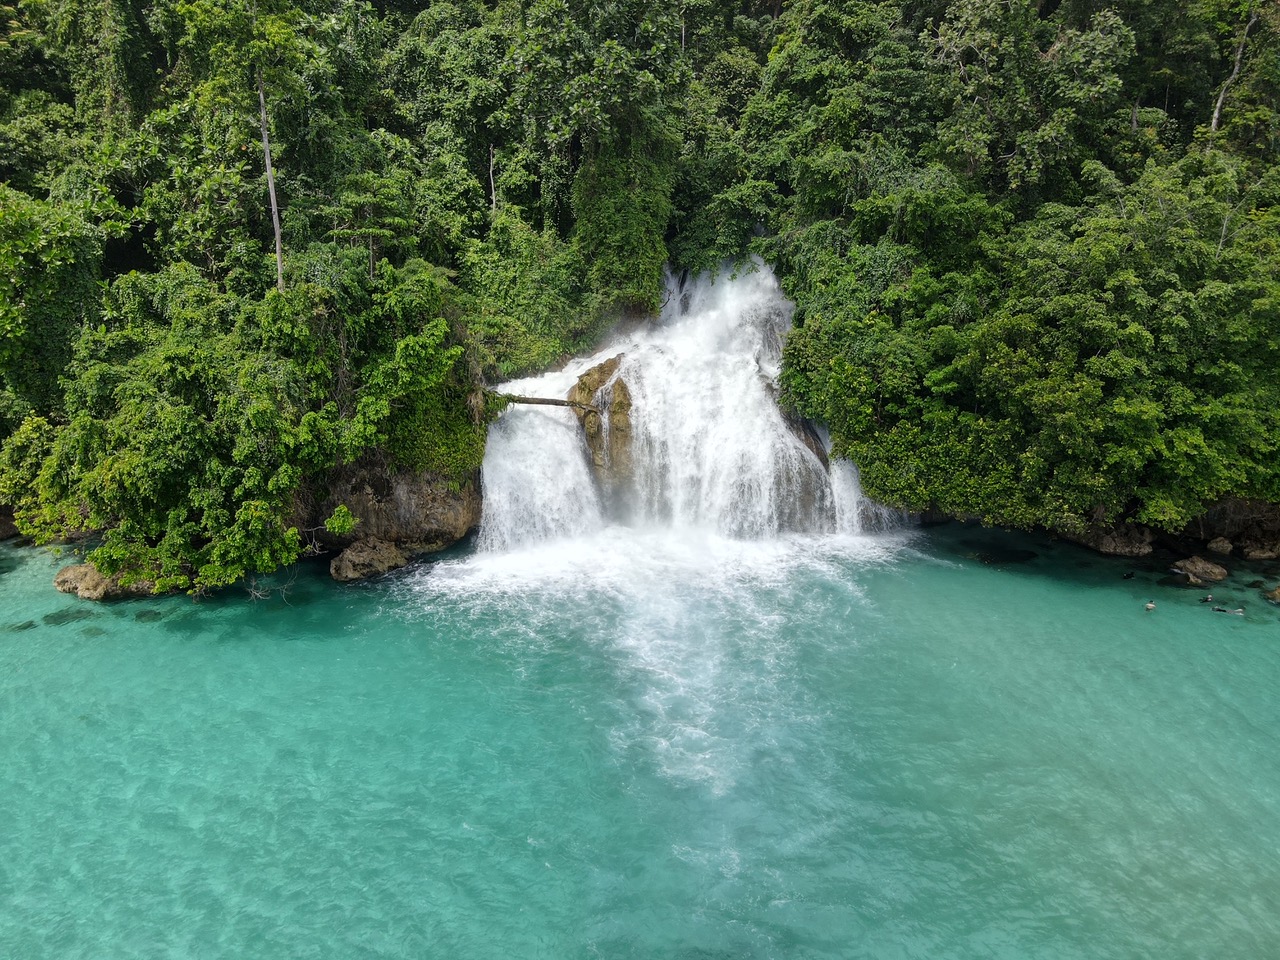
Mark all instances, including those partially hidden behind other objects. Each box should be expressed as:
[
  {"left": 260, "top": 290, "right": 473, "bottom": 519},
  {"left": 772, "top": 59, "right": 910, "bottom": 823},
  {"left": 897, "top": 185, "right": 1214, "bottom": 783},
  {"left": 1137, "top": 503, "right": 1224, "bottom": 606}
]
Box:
[
  {"left": 489, "top": 143, "right": 498, "bottom": 213},
  {"left": 496, "top": 393, "right": 599, "bottom": 414},
  {"left": 1211, "top": 12, "right": 1260, "bottom": 135},
  {"left": 258, "top": 70, "right": 285, "bottom": 293}
]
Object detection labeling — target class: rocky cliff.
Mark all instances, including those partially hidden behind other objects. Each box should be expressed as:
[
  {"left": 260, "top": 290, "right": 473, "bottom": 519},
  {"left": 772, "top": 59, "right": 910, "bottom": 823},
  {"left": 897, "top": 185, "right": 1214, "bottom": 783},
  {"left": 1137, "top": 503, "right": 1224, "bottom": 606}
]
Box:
[{"left": 308, "top": 460, "right": 482, "bottom": 581}]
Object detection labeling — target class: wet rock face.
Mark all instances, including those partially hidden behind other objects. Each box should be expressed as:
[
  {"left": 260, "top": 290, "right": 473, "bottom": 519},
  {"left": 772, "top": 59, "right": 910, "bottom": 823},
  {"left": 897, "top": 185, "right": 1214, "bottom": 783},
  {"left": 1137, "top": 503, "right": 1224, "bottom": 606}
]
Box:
[
  {"left": 606, "top": 378, "right": 634, "bottom": 490},
  {"left": 568, "top": 355, "right": 622, "bottom": 410},
  {"left": 1060, "top": 522, "right": 1155, "bottom": 557},
  {"left": 568, "top": 356, "right": 635, "bottom": 511},
  {"left": 53, "top": 563, "right": 155, "bottom": 601},
  {"left": 315, "top": 465, "right": 481, "bottom": 557},
  {"left": 330, "top": 538, "right": 410, "bottom": 582}
]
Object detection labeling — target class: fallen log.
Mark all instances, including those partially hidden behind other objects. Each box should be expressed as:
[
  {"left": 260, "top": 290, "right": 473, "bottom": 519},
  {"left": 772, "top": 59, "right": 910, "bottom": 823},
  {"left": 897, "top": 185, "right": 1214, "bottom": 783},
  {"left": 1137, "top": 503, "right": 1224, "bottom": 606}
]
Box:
[{"left": 495, "top": 393, "right": 600, "bottom": 415}]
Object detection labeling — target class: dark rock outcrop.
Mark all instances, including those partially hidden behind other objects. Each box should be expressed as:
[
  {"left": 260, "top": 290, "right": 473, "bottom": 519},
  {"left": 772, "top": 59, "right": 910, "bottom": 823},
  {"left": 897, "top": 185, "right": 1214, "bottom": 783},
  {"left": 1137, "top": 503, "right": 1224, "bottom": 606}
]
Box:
[
  {"left": 313, "top": 465, "right": 481, "bottom": 553},
  {"left": 1241, "top": 540, "right": 1279, "bottom": 561},
  {"left": 299, "top": 459, "right": 482, "bottom": 581},
  {"left": 53, "top": 563, "right": 155, "bottom": 601},
  {"left": 1173, "top": 555, "right": 1229, "bottom": 584},
  {"left": 1059, "top": 522, "right": 1155, "bottom": 557},
  {"left": 0, "top": 507, "right": 17, "bottom": 541},
  {"left": 1182, "top": 498, "right": 1280, "bottom": 558},
  {"left": 330, "top": 538, "right": 410, "bottom": 582}
]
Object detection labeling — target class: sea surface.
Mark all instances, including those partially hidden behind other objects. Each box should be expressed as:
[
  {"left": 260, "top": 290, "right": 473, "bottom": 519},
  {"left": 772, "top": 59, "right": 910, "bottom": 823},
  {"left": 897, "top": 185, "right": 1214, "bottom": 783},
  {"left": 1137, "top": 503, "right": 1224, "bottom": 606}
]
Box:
[{"left": 2, "top": 526, "right": 1278, "bottom": 959}]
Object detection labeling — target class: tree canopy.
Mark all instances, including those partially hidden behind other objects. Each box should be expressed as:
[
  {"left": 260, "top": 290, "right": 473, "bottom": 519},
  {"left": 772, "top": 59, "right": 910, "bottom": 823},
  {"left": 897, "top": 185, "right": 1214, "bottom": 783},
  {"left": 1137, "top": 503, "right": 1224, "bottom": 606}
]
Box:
[{"left": 1, "top": 0, "right": 1277, "bottom": 588}]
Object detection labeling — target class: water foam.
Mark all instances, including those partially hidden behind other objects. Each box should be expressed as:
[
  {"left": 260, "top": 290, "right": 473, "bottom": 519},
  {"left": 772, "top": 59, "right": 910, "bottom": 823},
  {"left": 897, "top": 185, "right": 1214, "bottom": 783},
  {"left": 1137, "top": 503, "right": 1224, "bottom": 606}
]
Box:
[{"left": 408, "top": 524, "right": 914, "bottom": 792}]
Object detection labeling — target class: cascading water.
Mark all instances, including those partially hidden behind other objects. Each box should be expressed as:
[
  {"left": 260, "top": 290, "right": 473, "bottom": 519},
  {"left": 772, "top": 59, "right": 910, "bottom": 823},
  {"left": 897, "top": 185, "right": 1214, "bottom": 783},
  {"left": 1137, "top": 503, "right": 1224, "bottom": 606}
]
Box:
[
  {"left": 442, "top": 261, "right": 910, "bottom": 799},
  {"left": 478, "top": 261, "right": 894, "bottom": 550}
]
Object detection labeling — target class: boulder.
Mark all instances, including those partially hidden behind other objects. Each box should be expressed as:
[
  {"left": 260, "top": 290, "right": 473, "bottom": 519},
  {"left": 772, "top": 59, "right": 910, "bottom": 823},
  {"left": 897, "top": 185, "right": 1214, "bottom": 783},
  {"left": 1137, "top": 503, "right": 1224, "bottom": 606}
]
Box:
[
  {"left": 1241, "top": 540, "right": 1280, "bottom": 561},
  {"left": 1173, "top": 555, "right": 1229, "bottom": 585},
  {"left": 53, "top": 563, "right": 155, "bottom": 601},
  {"left": 1206, "top": 536, "right": 1233, "bottom": 555},
  {"left": 568, "top": 355, "right": 622, "bottom": 410},
  {"left": 567, "top": 356, "right": 636, "bottom": 510},
  {"left": 1265, "top": 585, "right": 1280, "bottom": 605},
  {"left": 1060, "top": 522, "right": 1155, "bottom": 557},
  {"left": 330, "top": 538, "right": 410, "bottom": 582}
]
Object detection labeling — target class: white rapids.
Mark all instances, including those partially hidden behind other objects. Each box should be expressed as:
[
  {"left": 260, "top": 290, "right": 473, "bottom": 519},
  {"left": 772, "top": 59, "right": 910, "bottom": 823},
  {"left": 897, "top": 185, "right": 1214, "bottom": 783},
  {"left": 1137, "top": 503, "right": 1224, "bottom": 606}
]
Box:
[{"left": 477, "top": 262, "right": 898, "bottom": 553}]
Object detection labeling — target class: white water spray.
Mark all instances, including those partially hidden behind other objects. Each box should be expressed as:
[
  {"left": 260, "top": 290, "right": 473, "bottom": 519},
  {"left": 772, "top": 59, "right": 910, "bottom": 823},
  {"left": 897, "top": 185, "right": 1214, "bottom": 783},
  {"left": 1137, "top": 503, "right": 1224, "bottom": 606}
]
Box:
[
  {"left": 419, "top": 262, "right": 908, "bottom": 793},
  {"left": 478, "top": 262, "right": 896, "bottom": 549}
]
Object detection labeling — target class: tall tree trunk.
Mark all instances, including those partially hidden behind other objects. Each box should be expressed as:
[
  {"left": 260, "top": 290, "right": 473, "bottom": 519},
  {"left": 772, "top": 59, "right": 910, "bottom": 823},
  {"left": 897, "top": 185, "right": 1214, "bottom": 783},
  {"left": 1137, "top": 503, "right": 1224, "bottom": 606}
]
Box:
[
  {"left": 1211, "top": 12, "right": 1260, "bottom": 135},
  {"left": 489, "top": 143, "right": 498, "bottom": 213},
  {"left": 258, "top": 69, "right": 285, "bottom": 293}
]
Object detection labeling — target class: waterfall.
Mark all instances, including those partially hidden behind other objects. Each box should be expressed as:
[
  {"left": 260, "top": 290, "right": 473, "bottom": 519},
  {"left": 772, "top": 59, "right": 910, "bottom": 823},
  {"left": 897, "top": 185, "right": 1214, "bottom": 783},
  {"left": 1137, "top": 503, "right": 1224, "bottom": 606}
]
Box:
[{"left": 478, "top": 261, "right": 896, "bottom": 550}]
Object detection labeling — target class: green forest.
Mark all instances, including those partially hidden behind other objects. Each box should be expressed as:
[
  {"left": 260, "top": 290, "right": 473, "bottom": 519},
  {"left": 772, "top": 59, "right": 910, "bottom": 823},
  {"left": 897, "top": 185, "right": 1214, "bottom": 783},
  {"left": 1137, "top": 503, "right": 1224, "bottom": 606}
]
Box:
[{"left": 1, "top": 0, "right": 1277, "bottom": 591}]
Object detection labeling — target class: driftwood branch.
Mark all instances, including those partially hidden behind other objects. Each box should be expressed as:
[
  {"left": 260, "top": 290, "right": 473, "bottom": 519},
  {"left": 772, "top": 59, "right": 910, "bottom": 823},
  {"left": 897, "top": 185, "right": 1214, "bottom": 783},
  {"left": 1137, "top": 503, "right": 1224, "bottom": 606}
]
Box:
[{"left": 497, "top": 393, "right": 599, "bottom": 415}]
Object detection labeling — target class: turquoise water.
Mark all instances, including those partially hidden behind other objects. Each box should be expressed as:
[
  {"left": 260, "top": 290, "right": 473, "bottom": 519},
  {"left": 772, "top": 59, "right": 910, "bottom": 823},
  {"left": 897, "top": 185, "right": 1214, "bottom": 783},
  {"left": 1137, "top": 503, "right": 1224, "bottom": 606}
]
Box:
[{"left": 2, "top": 526, "right": 1279, "bottom": 959}]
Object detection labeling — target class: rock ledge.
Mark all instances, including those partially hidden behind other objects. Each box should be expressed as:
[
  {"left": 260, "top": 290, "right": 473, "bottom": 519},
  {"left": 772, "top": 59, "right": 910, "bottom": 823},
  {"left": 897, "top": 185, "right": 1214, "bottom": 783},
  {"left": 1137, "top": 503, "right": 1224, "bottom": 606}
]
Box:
[{"left": 54, "top": 563, "right": 155, "bottom": 601}]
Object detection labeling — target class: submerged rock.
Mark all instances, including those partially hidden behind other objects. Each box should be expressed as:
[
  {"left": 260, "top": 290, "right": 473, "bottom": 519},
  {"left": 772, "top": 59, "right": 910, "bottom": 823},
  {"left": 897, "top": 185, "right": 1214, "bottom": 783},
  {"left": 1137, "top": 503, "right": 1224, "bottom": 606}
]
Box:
[
  {"left": 1173, "top": 555, "right": 1229, "bottom": 585},
  {"left": 53, "top": 563, "right": 155, "bottom": 601},
  {"left": 330, "top": 538, "right": 410, "bottom": 582},
  {"left": 1265, "top": 584, "right": 1280, "bottom": 604}
]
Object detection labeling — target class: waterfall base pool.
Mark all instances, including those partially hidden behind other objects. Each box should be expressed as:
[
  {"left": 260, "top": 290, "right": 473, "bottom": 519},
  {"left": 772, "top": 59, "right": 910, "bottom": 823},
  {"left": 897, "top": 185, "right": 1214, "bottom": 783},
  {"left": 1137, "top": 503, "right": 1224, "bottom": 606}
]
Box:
[{"left": 3, "top": 526, "right": 1278, "bottom": 959}]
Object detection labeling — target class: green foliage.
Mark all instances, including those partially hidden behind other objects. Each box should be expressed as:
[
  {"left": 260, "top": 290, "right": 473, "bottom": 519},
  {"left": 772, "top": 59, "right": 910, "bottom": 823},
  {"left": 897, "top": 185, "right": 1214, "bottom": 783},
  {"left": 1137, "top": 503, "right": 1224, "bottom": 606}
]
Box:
[
  {"left": 2, "top": 0, "right": 1279, "bottom": 589},
  {"left": 0, "top": 185, "right": 104, "bottom": 425},
  {"left": 458, "top": 209, "right": 593, "bottom": 380},
  {"left": 927, "top": 0, "right": 1136, "bottom": 195},
  {"left": 323, "top": 503, "right": 358, "bottom": 535},
  {"left": 572, "top": 128, "right": 678, "bottom": 312},
  {"left": 783, "top": 152, "right": 1280, "bottom": 532},
  {"left": 5, "top": 265, "right": 308, "bottom": 591},
  {"left": 0, "top": 254, "right": 481, "bottom": 591}
]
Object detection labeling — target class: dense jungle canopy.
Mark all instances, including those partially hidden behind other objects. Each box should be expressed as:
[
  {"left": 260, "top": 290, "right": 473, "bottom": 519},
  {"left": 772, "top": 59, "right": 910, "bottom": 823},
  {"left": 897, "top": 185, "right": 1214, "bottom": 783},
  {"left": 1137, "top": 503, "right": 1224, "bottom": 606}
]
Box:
[{"left": 0, "top": 0, "right": 1277, "bottom": 591}]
